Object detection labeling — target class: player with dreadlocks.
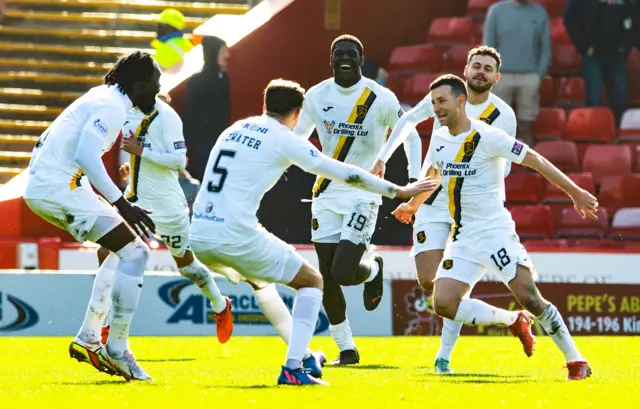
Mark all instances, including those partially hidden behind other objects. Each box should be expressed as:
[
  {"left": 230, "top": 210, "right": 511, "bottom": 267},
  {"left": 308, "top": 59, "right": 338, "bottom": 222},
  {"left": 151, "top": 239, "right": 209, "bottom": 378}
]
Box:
[{"left": 24, "top": 51, "right": 161, "bottom": 381}]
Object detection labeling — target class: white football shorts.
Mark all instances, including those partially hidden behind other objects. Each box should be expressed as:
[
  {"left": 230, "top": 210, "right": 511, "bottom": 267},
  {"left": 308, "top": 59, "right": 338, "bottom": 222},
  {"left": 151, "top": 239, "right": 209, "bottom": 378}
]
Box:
[{"left": 311, "top": 198, "right": 378, "bottom": 247}]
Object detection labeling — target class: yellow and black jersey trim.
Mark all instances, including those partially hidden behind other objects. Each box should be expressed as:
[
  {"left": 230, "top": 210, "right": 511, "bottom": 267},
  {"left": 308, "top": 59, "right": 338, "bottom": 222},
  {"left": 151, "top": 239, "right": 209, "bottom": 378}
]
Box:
[
  {"left": 125, "top": 108, "right": 159, "bottom": 203},
  {"left": 313, "top": 87, "right": 377, "bottom": 198},
  {"left": 448, "top": 130, "right": 481, "bottom": 241},
  {"left": 69, "top": 169, "right": 84, "bottom": 191},
  {"left": 423, "top": 104, "right": 499, "bottom": 205}
]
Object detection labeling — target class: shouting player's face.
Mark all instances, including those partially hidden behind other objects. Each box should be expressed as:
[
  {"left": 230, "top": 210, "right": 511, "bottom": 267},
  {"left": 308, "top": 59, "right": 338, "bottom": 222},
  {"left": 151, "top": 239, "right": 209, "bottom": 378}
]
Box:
[
  {"left": 431, "top": 85, "right": 464, "bottom": 128},
  {"left": 464, "top": 54, "right": 500, "bottom": 94},
  {"left": 133, "top": 66, "right": 162, "bottom": 114},
  {"left": 331, "top": 41, "right": 363, "bottom": 84}
]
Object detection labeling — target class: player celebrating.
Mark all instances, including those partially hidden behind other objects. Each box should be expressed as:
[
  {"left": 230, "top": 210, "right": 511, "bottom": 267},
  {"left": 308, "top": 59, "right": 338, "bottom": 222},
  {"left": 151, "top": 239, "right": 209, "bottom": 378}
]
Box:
[
  {"left": 393, "top": 75, "right": 593, "bottom": 381},
  {"left": 374, "top": 46, "right": 516, "bottom": 374},
  {"left": 188, "top": 79, "right": 437, "bottom": 385},
  {"left": 294, "top": 35, "right": 422, "bottom": 365},
  {"left": 23, "top": 52, "right": 160, "bottom": 381},
  {"left": 92, "top": 96, "right": 234, "bottom": 347}
]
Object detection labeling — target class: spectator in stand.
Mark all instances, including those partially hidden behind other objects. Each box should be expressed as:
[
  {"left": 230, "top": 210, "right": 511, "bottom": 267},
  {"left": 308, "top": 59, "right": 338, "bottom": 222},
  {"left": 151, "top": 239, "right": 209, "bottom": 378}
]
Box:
[
  {"left": 152, "top": 8, "right": 194, "bottom": 73},
  {"left": 0, "top": 0, "right": 5, "bottom": 21},
  {"left": 564, "top": 0, "right": 639, "bottom": 126},
  {"left": 183, "top": 36, "right": 231, "bottom": 182},
  {"left": 362, "top": 58, "right": 389, "bottom": 86},
  {"left": 484, "top": 0, "right": 551, "bottom": 146}
]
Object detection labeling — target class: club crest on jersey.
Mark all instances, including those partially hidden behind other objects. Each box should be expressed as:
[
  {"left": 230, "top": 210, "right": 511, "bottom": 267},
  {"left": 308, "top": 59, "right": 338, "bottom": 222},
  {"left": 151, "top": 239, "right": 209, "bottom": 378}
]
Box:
[
  {"left": 312, "top": 218, "right": 319, "bottom": 231},
  {"left": 443, "top": 259, "right": 453, "bottom": 270},
  {"left": 356, "top": 104, "right": 368, "bottom": 118},
  {"left": 323, "top": 120, "right": 335, "bottom": 134},
  {"left": 416, "top": 231, "right": 426, "bottom": 244},
  {"left": 464, "top": 142, "right": 475, "bottom": 156}
]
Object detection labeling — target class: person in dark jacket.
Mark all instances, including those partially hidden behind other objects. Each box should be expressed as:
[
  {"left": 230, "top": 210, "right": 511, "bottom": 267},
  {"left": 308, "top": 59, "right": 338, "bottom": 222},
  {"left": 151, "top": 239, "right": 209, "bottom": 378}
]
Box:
[
  {"left": 183, "top": 36, "right": 231, "bottom": 181},
  {"left": 564, "top": 0, "right": 639, "bottom": 125}
]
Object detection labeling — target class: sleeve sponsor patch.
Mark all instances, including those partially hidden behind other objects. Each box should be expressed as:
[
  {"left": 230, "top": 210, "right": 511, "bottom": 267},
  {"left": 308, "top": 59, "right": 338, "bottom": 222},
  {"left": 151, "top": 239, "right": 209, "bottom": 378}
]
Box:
[
  {"left": 309, "top": 148, "right": 319, "bottom": 157},
  {"left": 173, "top": 141, "right": 186, "bottom": 150},
  {"left": 398, "top": 108, "right": 404, "bottom": 118},
  {"left": 511, "top": 141, "right": 524, "bottom": 155},
  {"left": 93, "top": 119, "right": 108, "bottom": 137}
]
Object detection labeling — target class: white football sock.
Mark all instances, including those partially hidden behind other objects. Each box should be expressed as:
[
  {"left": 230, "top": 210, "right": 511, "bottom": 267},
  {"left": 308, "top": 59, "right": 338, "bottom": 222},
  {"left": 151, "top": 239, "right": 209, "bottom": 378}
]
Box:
[
  {"left": 536, "top": 304, "right": 585, "bottom": 362},
  {"left": 363, "top": 259, "right": 379, "bottom": 283},
  {"left": 254, "top": 284, "right": 312, "bottom": 359},
  {"left": 179, "top": 257, "right": 226, "bottom": 313},
  {"left": 454, "top": 299, "right": 518, "bottom": 326},
  {"left": 106, "top": 240, "right": 149, "bottom": 358},
  {"left": 436, "top": 318, "right": 464, "bottom": 362},
  {"left": 285, "top": 287, "right": 322, "bottom": 369},
  {"left": 77, "top": 253, "right": 119, "bottom": 343},
  {"left": 329, "top": 317, "right": 356, "bottom": 352}
]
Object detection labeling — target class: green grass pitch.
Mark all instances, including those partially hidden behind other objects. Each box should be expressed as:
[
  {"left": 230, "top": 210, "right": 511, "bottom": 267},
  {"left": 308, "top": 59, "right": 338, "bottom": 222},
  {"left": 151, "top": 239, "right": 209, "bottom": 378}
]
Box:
[{"left": 0, "top": 336, "right": 638, "bottom": 408}]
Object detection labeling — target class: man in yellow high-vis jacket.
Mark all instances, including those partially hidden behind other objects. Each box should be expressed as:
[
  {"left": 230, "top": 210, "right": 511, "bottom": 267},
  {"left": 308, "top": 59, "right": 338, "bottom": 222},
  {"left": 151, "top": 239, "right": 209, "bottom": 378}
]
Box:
[{"left": 151, "top": 8, "right": 194, "bottom": 73}]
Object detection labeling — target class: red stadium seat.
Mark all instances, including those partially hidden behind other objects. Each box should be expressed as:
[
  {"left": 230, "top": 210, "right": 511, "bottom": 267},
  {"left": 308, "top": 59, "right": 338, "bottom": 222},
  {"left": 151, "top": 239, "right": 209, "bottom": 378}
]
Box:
[
  {"left": 441, "top": 45, "right": 471, "bottom": 75},
  {"left": 539, "top": 76, "right": 556, "bottom": 107},
  {"left": 467, "top": 0, "right": 501, "bottom": 17},
  {"left": 388, "top": 44, "right": 444, "bottom": 74},
  {"left": 511, "top": 205, "right": 555, "bottom": 239},
  {"left": 581, "top": 145, "right": 632, "bottom": 185},
  {"left": 416, "top": 116, "right": 435, "bottom": 138},
  {"left": 550, "top": 19, "right": 581, "bottom": 76},
  {"left": 421, "top": 137, "right": 430, "bottom": 162},
  {"left": 564, "top": 108, "right": 616, "bottom": 144},
  {"left": 387, "top": 74, "right": 408, "bottom": 101},
  {"left": 535, "top": 140, "right": 579, "bottom": 173},
  {"left": 555, "top": 207, "right": 609, "bottom": 239},
  {"left": 543, "top": 172, "right": 595, "bottom": 203},
  {"left": 426, "top": 17, "right": 475, "bottom": 45},
  {"left": 473, "top": 19, "right": 485, "bottom": 44},
  {"left": 402, "top": 73, "right": 443, "bottom": 105},
  {"left": 505, "top": 172, "right": 545, "bottom": 204},
  {"left": 534, "top": 0, "right": 568, "bottom": 18},
  {"left": 618, "top": 108, "right": 640, "bottom": 142},
  {"left": 555, "top": 77, "right": 585, "bottom": 107},
  {"left": 599, "top": 175, "right": 640, "bottom": 214},
  {"left": 566, "top": 238, "right": 626, "bottom": 249},
  {"left": 534, "top": 107, "right": 566, "bottom": 141},
  {"left": 608, "top": 208, "right": 640, "bottom": 240}
]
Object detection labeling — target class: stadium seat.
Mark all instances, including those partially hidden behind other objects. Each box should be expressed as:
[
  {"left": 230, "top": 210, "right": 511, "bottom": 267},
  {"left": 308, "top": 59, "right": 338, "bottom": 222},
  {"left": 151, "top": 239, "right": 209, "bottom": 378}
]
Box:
[
  {"left": 441, "top": 45, "right": 470, "bottom": 75},
  {"left": 426, "top": 17, "right": 475, "bottom": 45},
  {"left": 467, "top": 0, "right": 500, "bottom": 17},
  {"left": 544, "top": 172, "right": 595, "bottom": 203},
  {"left": 505, "top": 172, "right": 545, "bottom": 204},
  {"left": 511, "top": 205, "right": 554, "bottom": 239},
  {"left": 550, "top": 19, "right": 581, "bottom": 76},
  {"left": 598, "top": 174, "right": 640, "bottom": 214},
  {"left": 618, "top": 108, "right": 640, "bottom": 142},
  {"left": 534, "top": 0, "right": 568, "bottom": 18},
  {"left": 421, "top": 137, "right": 430, "bottom": 161},
  {"left": 608, "top": 208, "right": 640, "bottom": 240},
  {"left": 386, "top": 74, "right": 408, "bottom": 101},
  {"left": 473, "top": 19, "right": 485, "bottom": 44},
  {"left": 581, "top": 145, "right": 632, "bottom": 185},
  {"left": 534, "top": 140, "right": 579, "bottom": 173},
  {"left": 388, "top": 44, "right": 443, "bottom": 74},
  {"left": 566, "top": 238, "right": 626, "bottom": 249},
  {"left": 555, "top": 77, "right": 586, "bottom": 108},
  {"left": 402, "top": 73, "right": 443, "bottom": 105},
  {"left": 539, "top": 76, "right": 556, "bottom": 106},
  {"left": 564, "top": 108, "right": 616, "bottom": 144},
  {"left": 534, "top": 107, "right": 566, "bottom": 141},
  {"left": 416, "top": 117, "right": 435, "bottom": 138},
  {"left": 555, "top": 207, "right": 609, "bottom": 239}
]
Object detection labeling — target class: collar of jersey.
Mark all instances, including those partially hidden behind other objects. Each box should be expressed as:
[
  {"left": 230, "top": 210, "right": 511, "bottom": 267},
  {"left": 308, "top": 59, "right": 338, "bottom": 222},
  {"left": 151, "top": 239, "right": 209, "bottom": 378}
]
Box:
[
  {"left": 113, "top": 84, "right": 134, "bottom": 111},
  {"left": 332, "top": 77, "right": 363, "bottom": 94}
]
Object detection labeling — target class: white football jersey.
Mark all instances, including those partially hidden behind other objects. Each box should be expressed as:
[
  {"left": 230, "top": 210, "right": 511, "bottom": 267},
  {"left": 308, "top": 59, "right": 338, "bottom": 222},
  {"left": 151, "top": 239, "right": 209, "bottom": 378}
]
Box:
[
  {"left": 416, "top": 92, "right": 516, "bottom": 223},
  {"left": 122, "top": 100, "right": 188, "bottom": 214},
  {"left": 428, "top": 119, "right": 528, "bottom": 241},
  {"left": 24, "top": 85, "right": 131, "bottom": 199},
  {"left": 190, "top": 115, "right": 327, "bottom": 243},
  {"left": 294, "top": 77, "right": 415, "bottom": 204}
]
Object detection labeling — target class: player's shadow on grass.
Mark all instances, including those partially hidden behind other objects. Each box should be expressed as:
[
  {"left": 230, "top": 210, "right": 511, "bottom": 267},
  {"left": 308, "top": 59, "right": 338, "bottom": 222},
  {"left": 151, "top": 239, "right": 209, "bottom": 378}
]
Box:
[
  {"left": 58, "top": 380, "right": 131, "bottom": 386},
  {"left": 438, "top": 378, "right": 533, "bottom": 384},
  {"left": 329, "top": 364, "right": 400, "bottom": 370},
  {"left": 138, "top": 358, "right": 196, "bottom": 363},
  {"left": 422, "top": 373, "right": 531, "bottom": 379},
  {"left": 206, "top": 384, "right": 274, "bottom": 390}
]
